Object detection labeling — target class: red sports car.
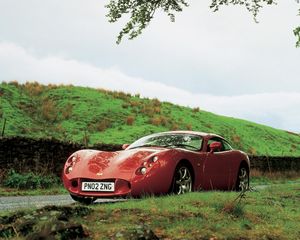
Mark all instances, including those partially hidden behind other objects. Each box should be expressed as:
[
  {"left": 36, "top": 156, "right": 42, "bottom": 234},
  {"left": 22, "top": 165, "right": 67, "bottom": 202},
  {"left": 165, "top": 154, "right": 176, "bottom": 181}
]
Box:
[{"left": 62, "top": 131, "right": 250, "bottom": 204}]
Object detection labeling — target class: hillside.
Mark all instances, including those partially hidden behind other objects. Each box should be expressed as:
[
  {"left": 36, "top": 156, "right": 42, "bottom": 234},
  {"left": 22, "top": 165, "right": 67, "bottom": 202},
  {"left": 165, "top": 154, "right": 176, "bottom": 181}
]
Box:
[{"left": 0, "top": 81, "right": 299, "bottom": 156}]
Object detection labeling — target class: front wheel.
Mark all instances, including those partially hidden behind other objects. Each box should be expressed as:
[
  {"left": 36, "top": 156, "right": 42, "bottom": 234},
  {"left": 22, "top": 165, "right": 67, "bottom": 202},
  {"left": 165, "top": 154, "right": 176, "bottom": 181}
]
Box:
[
  {"left": 70, "top": 194, "right": 96, "bottom": 205},
  {"left": 171, "top": 165, "right": 193, "bottom": 195},
  {"left": 236, "top": 167, "right": 249, "bottom": 191}
]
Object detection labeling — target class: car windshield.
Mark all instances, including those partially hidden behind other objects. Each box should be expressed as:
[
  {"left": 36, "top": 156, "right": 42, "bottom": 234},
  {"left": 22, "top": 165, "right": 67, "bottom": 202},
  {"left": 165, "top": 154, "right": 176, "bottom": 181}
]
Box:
[{"left": 127, "top": 133, "right": 203, "bottom": 151}]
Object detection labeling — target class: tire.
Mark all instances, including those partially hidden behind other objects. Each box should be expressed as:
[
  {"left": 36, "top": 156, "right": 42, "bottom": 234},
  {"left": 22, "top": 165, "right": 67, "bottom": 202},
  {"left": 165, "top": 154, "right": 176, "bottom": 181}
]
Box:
[
  {"left": 236, "top": 166, "right": 249, "bottom": 191},
  {"left": 70, "top": 194, "right": 96, "bottom": 205},
  {"left": 171, "top": 164, "right": 193, "bottom": 195}
]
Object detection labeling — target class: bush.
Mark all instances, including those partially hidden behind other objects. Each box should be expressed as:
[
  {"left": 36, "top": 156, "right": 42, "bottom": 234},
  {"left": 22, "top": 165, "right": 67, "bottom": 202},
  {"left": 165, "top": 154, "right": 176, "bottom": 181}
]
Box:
[
  {"left": 152, "top": 98, "right": 161, "bottom": 107},
  {"left": 192, "top": 107, "right": 200, "bottom": 112},
  {"left": 149, "top": 116, "right": 161, "bottom": 126},
  {"left": 126, "top": 115, "right": 135, "bottom": 125},
  {"left": 96, "top": 119, "right": 111, "bottom": 131},
  {"left": 170, "top": 123, "right": 179, "bottom": 131},
  {"left": 186, "top": 124, "right": 192, "bottom": 130},
  {"left": 23, "top": 81, "right": 45, "bottom": 96},
  {"left": 3, "top": 170, "right": 60, "bottom": 189},
  {"left": 62, "top": 103, "right": 73, "bottom": 120},
  {"left": 41, "top": 98, "right": 58, "bottom": 122}
]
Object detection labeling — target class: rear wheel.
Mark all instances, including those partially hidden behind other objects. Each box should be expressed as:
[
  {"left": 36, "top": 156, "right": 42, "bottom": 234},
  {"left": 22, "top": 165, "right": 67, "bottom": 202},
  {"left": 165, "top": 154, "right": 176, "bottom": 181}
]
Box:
[
  {"left": 236, "top": 167, "right": 249, "bottom": 191},
  {"left": 171, "top": 165, "right": 193, "bottom": 195},
  {"left": 70, "top": 194, "right": 96, "bottom": 205}
]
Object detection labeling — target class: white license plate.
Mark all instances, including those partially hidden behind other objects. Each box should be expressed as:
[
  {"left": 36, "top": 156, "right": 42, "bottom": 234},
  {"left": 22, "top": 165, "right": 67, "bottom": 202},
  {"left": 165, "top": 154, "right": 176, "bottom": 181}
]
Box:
[{"left": 81, "top": 182, "right": 115, "bottom": 192}]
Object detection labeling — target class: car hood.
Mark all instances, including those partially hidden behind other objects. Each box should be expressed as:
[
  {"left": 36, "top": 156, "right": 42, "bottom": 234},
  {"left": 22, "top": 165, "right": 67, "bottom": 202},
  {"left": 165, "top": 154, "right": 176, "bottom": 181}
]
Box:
[{"left": 70, "top": 148, "right": 168, "bottom": 180}]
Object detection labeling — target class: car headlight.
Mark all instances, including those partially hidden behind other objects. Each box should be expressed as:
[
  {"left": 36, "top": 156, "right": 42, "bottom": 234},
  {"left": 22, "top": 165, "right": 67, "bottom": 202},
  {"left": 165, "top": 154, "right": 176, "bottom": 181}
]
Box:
[
  {"left": 140, "top": 167, "right": 147, "bottom": 175},
  {"left": 66, "top": 166, "right": 73, "bottom": 174},
  {"left": 151, "top": 156, "right": 158, "bottom": 162},
  {"left": 65, "top": 155, "right": 78, "bottom": 174}
]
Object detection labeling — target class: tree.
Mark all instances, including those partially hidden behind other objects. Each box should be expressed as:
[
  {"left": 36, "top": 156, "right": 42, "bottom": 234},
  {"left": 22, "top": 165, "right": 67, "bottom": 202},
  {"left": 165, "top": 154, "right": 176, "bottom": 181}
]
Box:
[{"left": 106, "top": 0, "right": 300, "bottom": 47}]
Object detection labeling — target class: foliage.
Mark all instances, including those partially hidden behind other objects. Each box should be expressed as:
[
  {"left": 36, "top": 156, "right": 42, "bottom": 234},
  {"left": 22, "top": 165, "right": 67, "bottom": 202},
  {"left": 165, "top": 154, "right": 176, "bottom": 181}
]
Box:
[
  {"left": 294, "top": 26, "right": 300, "bottom": 48},
  {"left": 1, "top": 81, "right": 300, "bottom": 156},
  {"left": 106, "top": 0, "right": 189, "bottom": 44},
  {"left": 106, "top": 0, "right": 300, "bottom": 47},
  {"left": 126, "top": 115, "right": 135, "bottom": 125},
  {"left": 2, "top": 170, "right": 60, "bottom": 190}
]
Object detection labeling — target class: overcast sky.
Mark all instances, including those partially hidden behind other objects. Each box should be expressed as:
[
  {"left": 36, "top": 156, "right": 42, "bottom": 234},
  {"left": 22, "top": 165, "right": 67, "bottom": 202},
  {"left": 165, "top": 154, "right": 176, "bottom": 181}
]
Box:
[{"left": 0, "top": 0, "right": 300, "bottom": 132}]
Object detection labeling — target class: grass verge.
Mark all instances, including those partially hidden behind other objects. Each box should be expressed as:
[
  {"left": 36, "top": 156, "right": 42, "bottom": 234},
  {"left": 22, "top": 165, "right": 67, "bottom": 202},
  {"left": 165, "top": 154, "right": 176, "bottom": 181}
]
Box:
[{"left": 1, "top": 182, "right": 299, "bottom": 239}]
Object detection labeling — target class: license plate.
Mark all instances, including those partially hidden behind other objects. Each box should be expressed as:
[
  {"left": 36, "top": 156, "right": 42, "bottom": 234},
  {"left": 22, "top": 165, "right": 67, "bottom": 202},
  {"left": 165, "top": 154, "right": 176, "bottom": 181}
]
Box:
[{"left": 81, "top": 182, "right": 115, "bottom": 192}]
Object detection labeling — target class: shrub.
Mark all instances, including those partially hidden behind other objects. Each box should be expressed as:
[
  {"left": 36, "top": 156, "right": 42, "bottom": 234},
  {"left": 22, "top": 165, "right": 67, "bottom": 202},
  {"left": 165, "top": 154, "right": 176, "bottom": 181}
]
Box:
[
  {"left": 24, "top": 81, "right": 45, "bottom": 96},
  {"left": 96, "top": 119, "right": 111, "bottom": 131},
  {"left": 186, "top": 124, "right": 192, "bottom": 130},
  {"left": 62, "top": 103, "right": 73, "bottom": 120},
  {"left": 41, "top": 98, "right": 58, "bottom": 122},
  {"left": 232, "top": 134, "right": 241, "bottom": 144},
  {"left": 171, "top": 123, "right": 179, "bottom": 131},
  {"left": 150, "top": 116, "right": 161, "bottom": 126},
  {"left": 122, "top": 103, "right": 129, "bottom": 109},
  {"left": 248, "top": 147, "right": 257, "bottom": 155},
  {"left": 152, "top": 98, "right": 161, "bottom": 107},
  {"left": 149, "top": 116, "right": 169, "bottom": 127},
  {"left": 129, "top": 101, "right": 140, "bottom": 108},
  {"left": 193, "top": 107, "right": 200, "bottom": 112},
  {"left": 9, "top": 80, "right": 20, "bottom": 88},
  {"left": 153, "top": 107, "right": 161, "bottom": 114},
  {"left": 126, "top": 115, "right": 135, "bottom": 125},
  {"left": 3, "top": 170, "right": 60, "bottom": 189},
  {"left": 140, "top": 105, "right": 154, "bottom": 116},
  {"left": 160, "top": 116, "right": 168, "bottom": 126}
]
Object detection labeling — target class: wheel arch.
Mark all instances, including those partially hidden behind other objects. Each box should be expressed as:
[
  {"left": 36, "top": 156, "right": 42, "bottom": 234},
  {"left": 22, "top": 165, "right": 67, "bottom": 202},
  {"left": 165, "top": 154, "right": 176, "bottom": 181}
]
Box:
[
  {"left": 239, "top": 160, "right": 250, "bottom": 173},
  {"left": 176, "top": 159, "right": 195, "bottom": 187}
]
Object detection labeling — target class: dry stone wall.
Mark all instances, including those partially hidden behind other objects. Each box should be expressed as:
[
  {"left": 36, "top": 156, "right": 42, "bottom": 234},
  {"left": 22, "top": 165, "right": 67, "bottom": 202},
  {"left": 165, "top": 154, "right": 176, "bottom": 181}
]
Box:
[{"left": 0, "top": 137, "right": 299, "bottom": 176}]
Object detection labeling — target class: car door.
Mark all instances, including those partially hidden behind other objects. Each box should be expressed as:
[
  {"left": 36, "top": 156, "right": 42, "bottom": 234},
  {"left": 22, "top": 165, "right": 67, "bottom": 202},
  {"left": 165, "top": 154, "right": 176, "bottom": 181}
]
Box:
[{"left": 202, "top": 137, "right": 234, "bottom": 190}]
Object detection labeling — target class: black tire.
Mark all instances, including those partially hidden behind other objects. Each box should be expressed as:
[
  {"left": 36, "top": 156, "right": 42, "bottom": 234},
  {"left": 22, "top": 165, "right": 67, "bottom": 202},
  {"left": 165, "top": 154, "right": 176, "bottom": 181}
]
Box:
[
  {"left": 70, "top": 194, "right": 96, "bottom": 205},
  {"left": 235, "top": 166, "right": 249, "bottom": 191},
  {"left": 171, "top": 164, "right": 193, "bottom": 195}
]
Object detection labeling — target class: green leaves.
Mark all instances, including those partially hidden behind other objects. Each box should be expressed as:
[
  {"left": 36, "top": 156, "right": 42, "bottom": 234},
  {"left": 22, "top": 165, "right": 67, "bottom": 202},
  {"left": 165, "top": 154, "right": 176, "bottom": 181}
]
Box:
[
  {"left": 294, "top": 27, "right": 300, "bottom": 48},
  {"left": 105, "top": 0, "right": 189, "bottom": 44},
  {"left": 106, "top": 0, "right": 300, "bottom": 47},
  {"left": 210, "top": 0, "right": 277, "bottom": 22}
]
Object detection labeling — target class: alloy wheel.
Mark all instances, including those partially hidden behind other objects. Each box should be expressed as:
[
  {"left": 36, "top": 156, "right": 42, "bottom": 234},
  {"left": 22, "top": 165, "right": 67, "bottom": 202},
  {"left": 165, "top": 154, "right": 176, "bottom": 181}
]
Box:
[
  {"left": 172, "top": 166, "right": 192, "bottom": 195},
  {"left": 238, "top": 167, "right": 249, "bottom": 191}
]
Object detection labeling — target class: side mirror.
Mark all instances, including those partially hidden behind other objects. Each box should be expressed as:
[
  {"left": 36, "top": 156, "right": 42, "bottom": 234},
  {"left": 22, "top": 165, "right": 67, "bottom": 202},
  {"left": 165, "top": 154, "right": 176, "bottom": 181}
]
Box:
[
  {"left": 122, "top": 144, "right": 130, "bottom": 150},
  {"left": 209, "top": 142, "right": 222, "bottom": 153}
]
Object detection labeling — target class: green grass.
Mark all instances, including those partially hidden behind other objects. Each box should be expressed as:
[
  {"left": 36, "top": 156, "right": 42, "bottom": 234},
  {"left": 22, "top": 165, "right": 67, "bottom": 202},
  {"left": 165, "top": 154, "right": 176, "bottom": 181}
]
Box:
[
  {"left": 1, "top": 182, "right": 299, "bottom": 239},
  {"left": 1, "top": 81, "right": 300, "bottom": 156},
  {"left": 80, "top": 182, "right": 300, "bottom": 239}
]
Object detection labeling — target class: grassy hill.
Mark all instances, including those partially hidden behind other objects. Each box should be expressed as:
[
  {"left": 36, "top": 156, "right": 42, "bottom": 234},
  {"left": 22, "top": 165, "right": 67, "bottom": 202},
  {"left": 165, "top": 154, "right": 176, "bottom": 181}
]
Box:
[{"left": 0, "top": 81, "right": 299, "bottom": 156}]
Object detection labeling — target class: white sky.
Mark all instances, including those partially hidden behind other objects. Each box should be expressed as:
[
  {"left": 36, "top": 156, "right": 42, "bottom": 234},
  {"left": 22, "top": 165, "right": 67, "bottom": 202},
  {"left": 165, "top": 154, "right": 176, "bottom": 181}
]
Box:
[{"left": 0, "top": 0, "right": 300, "bottom": 132}]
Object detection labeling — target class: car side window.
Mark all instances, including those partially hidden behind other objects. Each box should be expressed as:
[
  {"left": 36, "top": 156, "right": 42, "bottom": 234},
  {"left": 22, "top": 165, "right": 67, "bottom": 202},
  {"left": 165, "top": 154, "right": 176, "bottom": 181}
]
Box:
[
  {"left": 207, "top": 137, "right": 223, "bottom": 152},
  {"left": 207, "top": 137, "right": 232, "bottom": 152},
  {"left": 222, "top": 140, "right": 232, "bottom": 151}
]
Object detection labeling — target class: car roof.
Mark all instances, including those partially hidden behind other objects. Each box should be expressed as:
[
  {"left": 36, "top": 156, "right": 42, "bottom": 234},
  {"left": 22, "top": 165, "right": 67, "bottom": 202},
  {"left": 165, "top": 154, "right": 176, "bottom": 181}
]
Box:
[{"left": 150, "top": 131, "right": 224, "bottom": 139}]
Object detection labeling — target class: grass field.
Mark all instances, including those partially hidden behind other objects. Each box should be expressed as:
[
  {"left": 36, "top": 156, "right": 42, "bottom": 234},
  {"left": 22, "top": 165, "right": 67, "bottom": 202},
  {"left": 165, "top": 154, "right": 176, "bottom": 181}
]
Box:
[
  {"left": 1, "top": 181, "right": 299, "bottom": 239},
  {"left": 1, "top": 81, "right": 300, "bottom": 156}
]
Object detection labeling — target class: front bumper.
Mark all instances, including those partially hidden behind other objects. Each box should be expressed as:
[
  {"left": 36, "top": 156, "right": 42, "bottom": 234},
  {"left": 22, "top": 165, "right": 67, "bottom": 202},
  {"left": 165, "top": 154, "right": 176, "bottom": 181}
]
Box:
[{"left": 64, "top": 178, "right": 132, "bottom": 198}]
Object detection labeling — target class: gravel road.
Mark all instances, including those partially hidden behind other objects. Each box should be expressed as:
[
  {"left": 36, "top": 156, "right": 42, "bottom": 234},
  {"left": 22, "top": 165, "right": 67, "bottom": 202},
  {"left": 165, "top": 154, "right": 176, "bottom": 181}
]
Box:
[{"left": 0, "top": 194, "right": 127, "bottom": 211}]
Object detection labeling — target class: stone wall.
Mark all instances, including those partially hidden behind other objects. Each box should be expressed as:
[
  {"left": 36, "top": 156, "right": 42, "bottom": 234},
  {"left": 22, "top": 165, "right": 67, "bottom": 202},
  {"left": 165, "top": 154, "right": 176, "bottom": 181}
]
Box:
[
  {"left": 0, "top": 137, "right": 299, "bottom": 177},
  {"left": 0, "top": 137, "right": 121, "bottom": 177},
  {"left": 249, "top": 155, "right": 300, "bottom": 172}
]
